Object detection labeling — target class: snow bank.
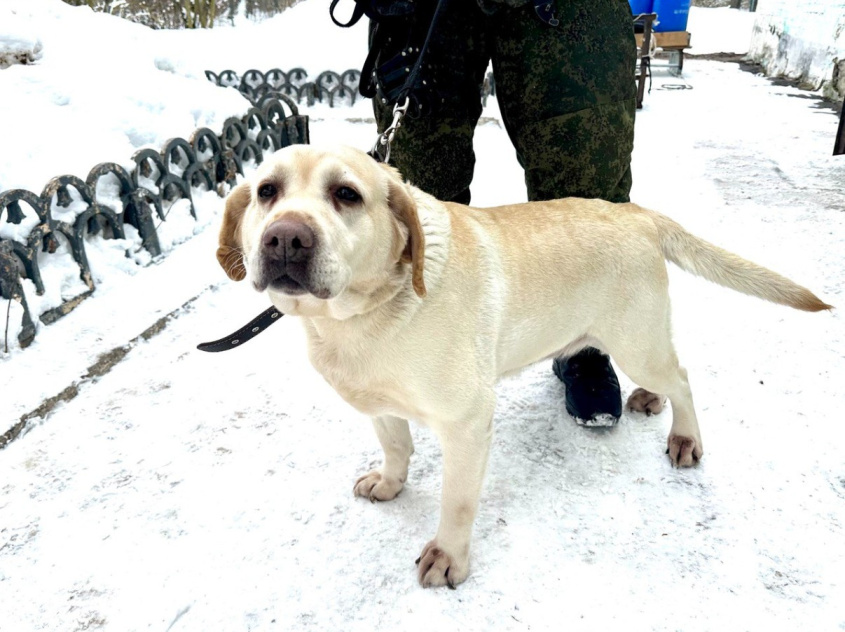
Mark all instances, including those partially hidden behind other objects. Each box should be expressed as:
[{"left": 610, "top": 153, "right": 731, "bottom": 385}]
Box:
[
  {"left": 0, "top": 0, "right": 251, "bottom": 194},
  {"left": 748, "top": 0, "right": 845, "bottom": 100}
]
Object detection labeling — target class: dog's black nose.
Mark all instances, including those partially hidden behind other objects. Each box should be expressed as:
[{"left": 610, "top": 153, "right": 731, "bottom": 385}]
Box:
[{"left": 261, "top": 219, "right": 315, "bottom": 263}]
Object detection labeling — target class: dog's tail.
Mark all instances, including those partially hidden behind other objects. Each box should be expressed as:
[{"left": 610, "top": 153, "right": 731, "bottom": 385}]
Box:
[{"left": 650, "top": 211, "right": 832, "bottom": 312}]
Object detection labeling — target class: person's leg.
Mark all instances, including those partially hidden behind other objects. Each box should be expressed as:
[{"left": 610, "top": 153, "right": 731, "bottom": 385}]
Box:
[
  {"left": 370, "top": 1, "right": 491, "bottom": 203},
  {"left": 491, "top": 0, "right": 637, "bottom": 423},
  {"left": 490, "top": 0, "right": 636, "bottom": 202}
]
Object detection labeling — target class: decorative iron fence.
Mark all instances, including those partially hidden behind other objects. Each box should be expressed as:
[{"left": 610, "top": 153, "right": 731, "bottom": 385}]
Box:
[
  {"left": 206, "top": 67, "right": 498, "bottom": 107},
  {"left": 0, "top": 95, "right": 309, "bottom": 351},
  {"left": 206, "top": 68, "right": 363, "bottom": 107}
]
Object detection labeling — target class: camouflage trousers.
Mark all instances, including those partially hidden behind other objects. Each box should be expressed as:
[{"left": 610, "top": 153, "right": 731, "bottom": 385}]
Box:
[{"left": 372, "top": 0, "right": 637, "bottom": 204}]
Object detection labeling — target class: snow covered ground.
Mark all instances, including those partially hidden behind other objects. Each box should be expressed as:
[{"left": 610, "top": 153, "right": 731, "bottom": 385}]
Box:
[{"left": 2, "top": 2, "right": 845, "bottom": 631}]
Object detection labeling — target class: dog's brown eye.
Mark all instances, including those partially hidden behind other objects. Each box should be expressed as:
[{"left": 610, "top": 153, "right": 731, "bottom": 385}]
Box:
[
  {"left": 258, "top": 183, "right": 277, "bottom": 200},
  {"left": 335, "top": 186, "right": 361, "bottom": 203}
]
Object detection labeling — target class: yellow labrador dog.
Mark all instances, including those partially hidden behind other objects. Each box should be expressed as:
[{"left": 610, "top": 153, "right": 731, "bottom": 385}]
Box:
[{"left": 216, "top": 144, "right": 829, "bottom": 588}]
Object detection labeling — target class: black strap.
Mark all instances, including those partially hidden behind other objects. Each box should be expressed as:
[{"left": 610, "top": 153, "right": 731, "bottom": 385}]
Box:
[
  {"left": 196, "top": 306, "right": 283, "bottom": 353},
  {"left": 395, "top": 0, "right": 449, "bottom": 106},
  {"left": 331, "top": 0, "right": 418, "bottom": 28},
  {"left": 354, "top": 0, "right": 449, "bottom": 108},
  {"left": 359, "top": 23, "right": 389, "bottom": 99},
  {"left": 330, "top": 0, "right": 367, "bottom": 27}
]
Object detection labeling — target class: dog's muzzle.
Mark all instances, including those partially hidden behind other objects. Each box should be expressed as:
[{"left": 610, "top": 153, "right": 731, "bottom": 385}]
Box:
[{"left": 255, "top": 218, "right": 319, "bottom": 295}]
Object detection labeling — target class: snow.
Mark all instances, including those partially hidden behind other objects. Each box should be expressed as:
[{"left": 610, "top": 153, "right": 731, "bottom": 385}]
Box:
[
  {"left": 2, "top": 2, "right": 845, "bottom": 631},
  {"left": 685, "top": 6, "right": 757, "bottom": 55},
  {"left": 747, "top": 0, "right": 845, "bottom": 98},
  {"left": 0, "top": 0, "right": 252, "bottom": 194}
]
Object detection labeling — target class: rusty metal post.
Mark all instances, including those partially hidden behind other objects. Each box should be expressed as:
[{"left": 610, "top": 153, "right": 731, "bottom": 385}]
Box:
[{"left": 835, "top": 101, "right": 845, "bottom": 156}]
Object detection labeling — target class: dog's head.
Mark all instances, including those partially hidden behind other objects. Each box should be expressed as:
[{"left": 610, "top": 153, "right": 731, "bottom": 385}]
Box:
[{"left": 217, "top": 144, "right": 426, "bottom": 314}]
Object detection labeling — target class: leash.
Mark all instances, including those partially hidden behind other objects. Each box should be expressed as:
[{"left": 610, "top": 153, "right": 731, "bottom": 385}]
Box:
[{"left": 365, "top": 0, "right": 450, "bottom": 163}]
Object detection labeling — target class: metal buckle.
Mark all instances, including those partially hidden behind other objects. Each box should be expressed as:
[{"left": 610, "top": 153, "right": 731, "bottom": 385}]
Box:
[{"left": 370, "top": 97, "right": 410, "bottom": 163}]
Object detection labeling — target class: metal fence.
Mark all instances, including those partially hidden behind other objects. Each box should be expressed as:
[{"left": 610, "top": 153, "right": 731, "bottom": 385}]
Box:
[
  {"left": 205, "top": 67, "right": 498, "bottom": 107},
  {"left": 206, "top": 67, "right": 363, "bottom": 107},
  {"left": 0, "top": 96, "right": 309, "bottom": 351}
]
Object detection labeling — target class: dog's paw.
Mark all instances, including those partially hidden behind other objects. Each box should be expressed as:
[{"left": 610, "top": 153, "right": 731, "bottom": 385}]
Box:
[
  {"left": 353, "top": 470, "right": 404, "bottom": 502},
  {"left": 415, "top": 540, "right": 469, "bottom": 589},
  {"left": 626, "top": 388, "right": 667, "bottom": 416},
  {"left": 667, "top": 433, "right": 703, "bottom": 468}
]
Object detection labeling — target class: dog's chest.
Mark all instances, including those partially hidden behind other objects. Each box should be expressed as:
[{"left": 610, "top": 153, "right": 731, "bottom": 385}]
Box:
[{"left": 306, "top": 332, "right": 421, "bottom": 420}]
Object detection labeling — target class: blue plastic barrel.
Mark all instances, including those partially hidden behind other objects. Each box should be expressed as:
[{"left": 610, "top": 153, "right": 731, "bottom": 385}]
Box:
[
  {"left": 628, "top": 0, "right": 653, "bottom": 15},
  {"left": 652, "top": 0, "right": 691, "bottom": 32}
]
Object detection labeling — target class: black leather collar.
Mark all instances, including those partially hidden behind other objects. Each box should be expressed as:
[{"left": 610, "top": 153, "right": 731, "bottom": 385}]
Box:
[{"left": 197, "top": 306, "right": 283, "bottom": 352}]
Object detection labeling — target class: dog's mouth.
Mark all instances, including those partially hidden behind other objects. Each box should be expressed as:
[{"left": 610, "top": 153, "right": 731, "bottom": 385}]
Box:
[
  {"left": 268, "top": 274, "right": 308, "bottom": 295},
  {"left": 255, "top": 268, "right": 333, "bottom": 300},
  {"left": 253, "top": 258, "right": 309, "bottom": 294}
]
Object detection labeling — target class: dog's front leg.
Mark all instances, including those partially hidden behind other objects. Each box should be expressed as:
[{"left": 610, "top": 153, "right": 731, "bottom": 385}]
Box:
[
  {"left": 354, "top": 415, "right": 414, "bottom": 502},
  {"left": 417, "top": 396, "right": 495, "bottom": 589}
]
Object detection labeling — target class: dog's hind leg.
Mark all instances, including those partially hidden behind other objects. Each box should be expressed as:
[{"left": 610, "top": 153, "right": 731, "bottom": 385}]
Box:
[
  {"left": 626, "top": 387, "right": 667, "bottom": 416},
  {"left": 615, "top": 346, "right": 702, "bottom": 467},
  {"left": 600, "top": 300, "right": 703, "bottom": 467},
  {"left": 354, "top": 415, "right": 414, "bottom": 502}
]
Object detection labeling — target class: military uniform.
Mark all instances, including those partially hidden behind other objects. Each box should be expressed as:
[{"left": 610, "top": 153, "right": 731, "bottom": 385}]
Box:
[{"left": 370, "top": 0, "right": 637, "bottom": 205}]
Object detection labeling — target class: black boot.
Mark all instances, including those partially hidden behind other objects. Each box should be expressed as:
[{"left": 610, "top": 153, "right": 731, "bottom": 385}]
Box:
[{"left": 552, "top": 347, "right": 622, "bottom": 426}]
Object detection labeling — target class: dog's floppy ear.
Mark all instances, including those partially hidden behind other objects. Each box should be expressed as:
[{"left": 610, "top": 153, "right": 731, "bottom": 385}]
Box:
[
  {"left": 216, "top": 182, "right": 251, "bottom": 281},
  {"left": 387, "top": 176, "right": 426, "bottom": 298}
]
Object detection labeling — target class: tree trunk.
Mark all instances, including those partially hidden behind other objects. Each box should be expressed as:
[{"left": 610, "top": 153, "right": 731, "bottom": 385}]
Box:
[{"left": 182, "top": 0, "right": 216, "bottom": 28}]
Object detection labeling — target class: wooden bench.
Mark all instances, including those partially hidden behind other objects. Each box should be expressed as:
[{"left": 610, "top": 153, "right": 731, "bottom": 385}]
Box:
[
  {"left": 633, "top": 13, "right": 691, "bottom": 108},
  {"left": 637, "top": 30, "right": 692, "bottom": 71}
]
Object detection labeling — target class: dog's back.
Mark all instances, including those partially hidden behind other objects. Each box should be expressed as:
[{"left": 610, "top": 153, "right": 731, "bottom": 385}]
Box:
[{"left": 456, "top": 198, "right": 830, "bottom": 313}]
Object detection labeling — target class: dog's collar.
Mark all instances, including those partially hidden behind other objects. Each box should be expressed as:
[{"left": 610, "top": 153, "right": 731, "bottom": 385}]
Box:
[{"left": 197, "top": 306, "right": 283, "bottom": 352}]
